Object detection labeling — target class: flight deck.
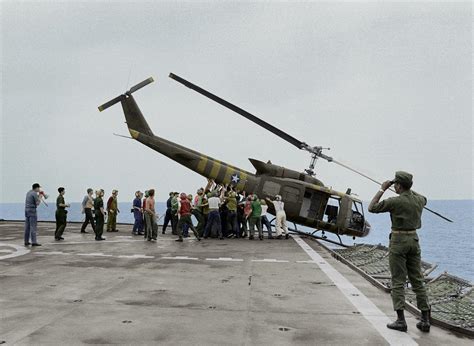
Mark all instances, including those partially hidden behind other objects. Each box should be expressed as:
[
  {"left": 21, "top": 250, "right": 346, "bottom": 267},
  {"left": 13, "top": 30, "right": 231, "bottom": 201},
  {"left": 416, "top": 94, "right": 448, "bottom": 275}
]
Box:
[{"left": 0, "top": 221, "right": 470, "bottom": 345}]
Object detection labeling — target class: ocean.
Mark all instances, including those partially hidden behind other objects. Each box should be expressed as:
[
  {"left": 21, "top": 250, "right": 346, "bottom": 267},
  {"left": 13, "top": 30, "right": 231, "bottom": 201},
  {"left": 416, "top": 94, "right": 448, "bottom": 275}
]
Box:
[{"left": 1, "top": 200, "right": 472, "bottom": 282}]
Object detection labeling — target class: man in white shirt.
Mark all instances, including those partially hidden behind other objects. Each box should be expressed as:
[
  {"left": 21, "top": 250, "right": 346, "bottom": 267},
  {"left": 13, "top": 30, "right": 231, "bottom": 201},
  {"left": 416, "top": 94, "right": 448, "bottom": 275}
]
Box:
[
  {"left": 266, "top": 195, "right": 289, "bottom": 239},
  {"left": 203, "top": 192, "right": 223, "bottom": 239},
  {"left": 260, "top": 199, "right": 273, "bottom": 239}
]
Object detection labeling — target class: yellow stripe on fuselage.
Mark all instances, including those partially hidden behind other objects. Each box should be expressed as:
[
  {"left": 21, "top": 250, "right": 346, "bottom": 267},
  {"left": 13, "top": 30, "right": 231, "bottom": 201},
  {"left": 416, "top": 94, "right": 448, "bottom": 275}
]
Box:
[
  {"left": 236, "top": 171, "right": 248, "bottom": 191},
  {"left": 209, "top": 160, "right": 221, "bottom": 180},
  {"left": 197, "top": 156, "right": 208, "bottom": 174},
  {"left": 222, "top": 166, "right": 234, "bottom": 185}
]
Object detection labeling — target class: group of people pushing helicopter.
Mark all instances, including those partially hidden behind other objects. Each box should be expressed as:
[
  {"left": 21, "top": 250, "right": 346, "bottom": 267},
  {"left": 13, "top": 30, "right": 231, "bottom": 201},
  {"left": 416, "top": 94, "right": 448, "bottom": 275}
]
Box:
[{"left": 133, "top": 179, "right": 289, "bottom": 242}]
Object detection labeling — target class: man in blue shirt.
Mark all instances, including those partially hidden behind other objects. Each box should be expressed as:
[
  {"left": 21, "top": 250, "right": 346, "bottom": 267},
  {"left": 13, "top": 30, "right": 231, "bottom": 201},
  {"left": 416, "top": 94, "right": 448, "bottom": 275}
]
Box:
[{"left": 24, "top": 183, "right": 42, "bottom": 246}]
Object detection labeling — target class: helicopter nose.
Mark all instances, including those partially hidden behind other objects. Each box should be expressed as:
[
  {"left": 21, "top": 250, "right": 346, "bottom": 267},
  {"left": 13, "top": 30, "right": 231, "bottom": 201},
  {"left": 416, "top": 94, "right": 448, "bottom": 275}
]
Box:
[{"left": 363, "top": 220, "right": 371, "bottom": 237}]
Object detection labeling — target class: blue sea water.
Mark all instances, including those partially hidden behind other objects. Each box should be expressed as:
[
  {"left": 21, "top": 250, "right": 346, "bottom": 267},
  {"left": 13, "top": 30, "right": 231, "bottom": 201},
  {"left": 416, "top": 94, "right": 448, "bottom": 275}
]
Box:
[{"left": 1, "top": 200, "right": 472, "bottom": 281}]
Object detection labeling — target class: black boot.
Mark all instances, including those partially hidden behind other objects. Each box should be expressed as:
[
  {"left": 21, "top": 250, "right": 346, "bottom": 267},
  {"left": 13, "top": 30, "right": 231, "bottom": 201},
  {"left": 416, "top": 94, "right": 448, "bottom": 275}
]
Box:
[
  {"left": 387, "top": 310, "right": 407, "bottom": 332},
  {"left": 416, "top": 310, "right": 430, "bottom": 332}
]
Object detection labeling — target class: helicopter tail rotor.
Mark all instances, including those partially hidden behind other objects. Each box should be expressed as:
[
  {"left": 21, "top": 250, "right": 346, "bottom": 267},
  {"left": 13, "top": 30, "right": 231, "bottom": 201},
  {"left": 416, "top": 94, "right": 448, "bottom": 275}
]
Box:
[{"left": 98, "top": 77, "right": 154, "bottom": 112}]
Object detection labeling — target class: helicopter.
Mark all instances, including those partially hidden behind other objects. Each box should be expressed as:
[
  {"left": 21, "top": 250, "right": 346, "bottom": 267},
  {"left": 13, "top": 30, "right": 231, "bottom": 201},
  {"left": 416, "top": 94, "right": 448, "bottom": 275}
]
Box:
[{"left": 98, "top": 73, "right": 451, "bottom": 245}]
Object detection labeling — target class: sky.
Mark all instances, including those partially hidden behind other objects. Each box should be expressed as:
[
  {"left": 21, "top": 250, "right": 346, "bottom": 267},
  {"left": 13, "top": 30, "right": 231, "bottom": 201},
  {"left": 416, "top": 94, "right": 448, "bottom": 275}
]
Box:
[{"left": 1, "top": 1, "right": 472, "bottom": 204}]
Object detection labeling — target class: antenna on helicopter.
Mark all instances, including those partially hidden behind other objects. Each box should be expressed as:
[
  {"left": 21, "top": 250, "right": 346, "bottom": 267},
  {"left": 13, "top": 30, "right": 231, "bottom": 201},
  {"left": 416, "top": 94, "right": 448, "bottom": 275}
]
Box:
[{"left": 169, "top": 72, "right": 453, "bottom": 223}]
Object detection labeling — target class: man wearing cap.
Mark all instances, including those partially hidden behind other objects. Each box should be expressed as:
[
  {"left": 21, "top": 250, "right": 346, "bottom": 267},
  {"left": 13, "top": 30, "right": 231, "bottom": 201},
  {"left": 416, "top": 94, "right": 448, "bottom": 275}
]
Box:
[
  {"left": 369, "top": 171, "right": 430, "bottom": 333},
  {"left": 176, "top": 192, "right": 201, "bottom": 242},
  {"left": 266, "top": 195, "right": 289, "bottom": 239},
  {"left": 106, "top": 190, "right": 120, "bottom": 232},
  {"left": 24, "top": 183, "right": 43, "bottom": 246}
]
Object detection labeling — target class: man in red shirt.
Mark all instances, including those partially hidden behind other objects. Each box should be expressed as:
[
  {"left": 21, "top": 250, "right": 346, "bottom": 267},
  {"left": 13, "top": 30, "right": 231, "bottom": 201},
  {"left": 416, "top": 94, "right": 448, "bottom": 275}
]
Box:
[{"left": 176, "top": 192, "right": 201, "bottom": 242}]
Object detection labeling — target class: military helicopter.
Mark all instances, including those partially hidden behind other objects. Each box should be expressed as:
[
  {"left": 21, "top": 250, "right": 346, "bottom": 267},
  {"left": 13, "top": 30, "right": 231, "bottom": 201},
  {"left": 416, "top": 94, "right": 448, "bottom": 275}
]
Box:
[{"left": 98, "top": 73, "right": 451, "bottom": 245}]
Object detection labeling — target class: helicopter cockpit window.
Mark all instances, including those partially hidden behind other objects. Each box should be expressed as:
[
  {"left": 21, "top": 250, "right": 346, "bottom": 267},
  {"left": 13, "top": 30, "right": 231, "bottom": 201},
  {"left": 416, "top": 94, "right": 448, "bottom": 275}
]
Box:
[
  {"left": 262, "top": 181, "right": 281, "bottom": 197},
  {"left": 349, "top": 201, "right": 364, "bottom": 230}
]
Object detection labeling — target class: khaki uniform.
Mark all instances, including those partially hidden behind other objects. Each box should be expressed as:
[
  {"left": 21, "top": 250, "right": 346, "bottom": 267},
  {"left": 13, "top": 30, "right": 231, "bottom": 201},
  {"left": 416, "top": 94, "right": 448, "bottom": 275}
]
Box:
[
  {"left": 369, "top": 189, "right": 430, "bottom": 311},
  {"left": 107, "top": 196, "right": 118, "bottom": 231}
]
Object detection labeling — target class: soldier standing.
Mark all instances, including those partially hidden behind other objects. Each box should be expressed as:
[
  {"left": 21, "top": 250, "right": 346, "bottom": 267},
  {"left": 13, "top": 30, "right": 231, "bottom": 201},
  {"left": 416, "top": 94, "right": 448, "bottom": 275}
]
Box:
[
  {"left": 55, "top": 187, "right": 70, "bottom": 241},
  {"left": 368, "top": 171, "right": 430, "bottom": 333},
  {"left": 106, "top": 190, "right": 120, "bottom": 232},
  {"left": 132, "top": 191, "right": 144, "bottom": 236},
  {"left": 144, "top": 189, "right": 158, "bottom": 241},
  {"left": 170, "top": 192, "right": 179, "bottom": 235},
  {"left": 94, "top": 189, "right": 106, "bottom": 241},
  {"left": 80, "top": 188, "right": 95, "bottom": 233},
  {"left": 225, "top": 187, "right": 239, "bottom": 238}
]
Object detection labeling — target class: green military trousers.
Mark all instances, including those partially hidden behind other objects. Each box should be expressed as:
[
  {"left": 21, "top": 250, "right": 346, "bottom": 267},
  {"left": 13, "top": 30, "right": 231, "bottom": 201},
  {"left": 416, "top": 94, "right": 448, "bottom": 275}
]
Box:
[
  {"left": 95, "top": 213, "right": 104, "bottom": 239},
  {"left": 177, "top": 214, "right": 199, "bottom": 240},
  {"left": 389, "top": 232, "right": 430, "bottom": 311},
  {"left": 249, "top": 216, "right": 263, "bottom": 238},
  {"left": 55, "top": 209, "right": 67, "bottom": 239},
  {"left": 107, "top": 211, "right": 117, "bottom": 231},
  {"left": 191, "top": 209, "right": 204, "bottom": 237}
]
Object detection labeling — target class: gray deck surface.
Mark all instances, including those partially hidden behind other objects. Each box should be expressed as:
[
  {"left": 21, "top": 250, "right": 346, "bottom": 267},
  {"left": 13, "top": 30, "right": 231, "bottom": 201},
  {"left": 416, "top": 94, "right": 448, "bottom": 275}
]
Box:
[{"left": 0, "top": 221, "right": 471, "bottom": 345}]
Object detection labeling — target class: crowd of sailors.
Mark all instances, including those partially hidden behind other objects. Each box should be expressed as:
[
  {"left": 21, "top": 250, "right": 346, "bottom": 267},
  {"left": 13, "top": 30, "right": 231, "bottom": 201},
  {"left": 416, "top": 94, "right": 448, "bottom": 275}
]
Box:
[{"left": 23, "top": 180, "right": 289, "bottom": 246}]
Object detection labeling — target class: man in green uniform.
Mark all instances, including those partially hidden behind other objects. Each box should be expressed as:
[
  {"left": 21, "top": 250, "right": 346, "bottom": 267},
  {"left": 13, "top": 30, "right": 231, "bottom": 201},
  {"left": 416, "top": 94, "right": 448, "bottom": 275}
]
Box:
[
  {"left": 248, "top": 194, "right": 263, "bottom": 240},
  {"left": 368, "top": 171, "right": 430, "bottom": 333},
  {"left": 106, "top": 189, "right": 120, "bottom": 232},
  {"left": 55, "top": 187, "right": 70, "bottom": 241},
  {"left": 94, "top": 189, "right": 106, "bottom": 241},
  {"left": 225, "top": 187, "right": 239, "bottom": 238}
]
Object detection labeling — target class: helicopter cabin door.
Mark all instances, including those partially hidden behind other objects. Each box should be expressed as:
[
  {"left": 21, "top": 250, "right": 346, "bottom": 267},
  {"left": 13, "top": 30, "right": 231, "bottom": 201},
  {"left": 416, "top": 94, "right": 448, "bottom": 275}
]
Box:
[{"left": 299, "top": 188, "right": 328, "bottom": 220}]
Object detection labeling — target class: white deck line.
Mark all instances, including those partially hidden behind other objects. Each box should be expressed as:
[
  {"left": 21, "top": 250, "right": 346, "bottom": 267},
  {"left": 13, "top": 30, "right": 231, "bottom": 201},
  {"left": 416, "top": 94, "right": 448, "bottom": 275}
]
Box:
[
  {"left": 0, "top": 243, "right": 30, "bottom": 260},
  {"left": 292, "top": 235, "right": 417, "bottom": 346}
]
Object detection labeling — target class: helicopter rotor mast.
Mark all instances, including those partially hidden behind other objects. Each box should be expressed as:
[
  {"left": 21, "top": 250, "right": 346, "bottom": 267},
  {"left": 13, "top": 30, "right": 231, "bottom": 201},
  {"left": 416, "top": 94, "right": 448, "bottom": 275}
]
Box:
[{"left": 168, "top": 73, "right": 453, "bottom": 223}]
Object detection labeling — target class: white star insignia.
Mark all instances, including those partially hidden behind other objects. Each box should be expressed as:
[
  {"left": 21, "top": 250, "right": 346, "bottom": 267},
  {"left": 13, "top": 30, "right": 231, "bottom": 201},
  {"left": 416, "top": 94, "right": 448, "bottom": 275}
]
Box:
[{"left": 231, "top": 174, "right": 240, "bottom": 184}]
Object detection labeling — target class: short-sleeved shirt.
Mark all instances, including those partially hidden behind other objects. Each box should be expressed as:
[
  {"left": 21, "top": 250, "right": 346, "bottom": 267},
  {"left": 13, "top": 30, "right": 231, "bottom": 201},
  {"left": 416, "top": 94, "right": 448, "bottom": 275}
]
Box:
[
  {"left": 261, "top": 204, "right": 268, "bottom": 216},
  {"left": 57, "top": 195, "right": 65, "bottom": 210},
  {"left": 208, "top": 196, "right": 220, "bottom": 210},
  {"left": 368, "top": 190, "right": 427, "bottom": 230},
  {"left": 226, "top": 192, "right": 237, "bottom": 211},
  {"left": 25, "top": 190, "right": 39, "bottom": 210},
  {"left": 250, "top": 200, "right": 262, "bottom": 218}
]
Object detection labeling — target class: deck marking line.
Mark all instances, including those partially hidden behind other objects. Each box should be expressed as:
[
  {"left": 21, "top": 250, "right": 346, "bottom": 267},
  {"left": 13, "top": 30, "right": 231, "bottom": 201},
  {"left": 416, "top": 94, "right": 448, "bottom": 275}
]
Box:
[
  {"left": 162, "top": 256, "right": 199, "bottom": 260},
  {"left": 77, "top": 253, "right": 114, "bottom": 257},
  {"left": 251, "top": 259, "right": 289, "bottom": 263},
  {"left": 118, "top": 254, "right": 155, "bottom": 259},
  {"left": 0, "top": 243, "right": 30, "bottom": 260},
  {"left": 292, "top": 235, "right": 417, "bottom": 346},
  {"left": 205, "top": 257, "right": 244, "bottom": 262}
]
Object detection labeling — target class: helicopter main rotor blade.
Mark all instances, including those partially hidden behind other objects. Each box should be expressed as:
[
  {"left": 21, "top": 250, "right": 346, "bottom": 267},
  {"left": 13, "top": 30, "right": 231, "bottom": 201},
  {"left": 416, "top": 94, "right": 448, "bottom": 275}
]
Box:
[
  {"left": 332, "top": 159, "right": 453, "bottom": 223},
  {"left": 169, "top": 73, "right": 305, "bottom": 150}
]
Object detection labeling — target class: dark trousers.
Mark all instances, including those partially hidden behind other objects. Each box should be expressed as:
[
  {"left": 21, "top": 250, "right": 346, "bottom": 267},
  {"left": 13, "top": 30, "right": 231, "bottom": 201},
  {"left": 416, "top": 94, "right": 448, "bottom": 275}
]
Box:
[
  {"left": 177, "top": 214, "right": 199, "bottom": 240},
  {"left": 162, "top": 209, "right": 172, "bottom": 233},
  {"left": 95, "top": 213, "right": 104, "bottom": 239},
  {"left": 227, "top": 210, "right": 239, "bottom": 237},
  {"left": 203, "top": 210, "right": 222, "bottom": 238},
  {"left": 81, "top": 208, "right": 95, "bottom": 232},
  {"left": 55, "top": 210, "right": 67, "bottom": 239},
  {"left": 171, "top": 213, "right": 178, "bottom": 235},
  {"left": 261, "top": 215, "right": 272, "bottom": 238},
  {"left": 192, "top": 209, "right": 204, "bottom": 237},
  {"left": 133, "top": 213, "right": 143, "bottom": 234}
]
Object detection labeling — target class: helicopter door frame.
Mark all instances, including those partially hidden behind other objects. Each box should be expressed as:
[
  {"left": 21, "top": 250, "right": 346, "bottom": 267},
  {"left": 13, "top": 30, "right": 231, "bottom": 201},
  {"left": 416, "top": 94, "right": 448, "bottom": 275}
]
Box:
[
  {"left": 336, "top": 195, "right": 352, "bottom": 230},
  {"left": 299, "top": 188, "right": 328, "bottom": 220}
]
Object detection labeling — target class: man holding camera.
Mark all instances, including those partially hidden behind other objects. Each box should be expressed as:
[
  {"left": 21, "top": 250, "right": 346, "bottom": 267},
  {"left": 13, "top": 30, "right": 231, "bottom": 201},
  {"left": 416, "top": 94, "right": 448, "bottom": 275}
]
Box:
[{"left": 368, "top": 171, "right": 430, "bottom": 333}]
